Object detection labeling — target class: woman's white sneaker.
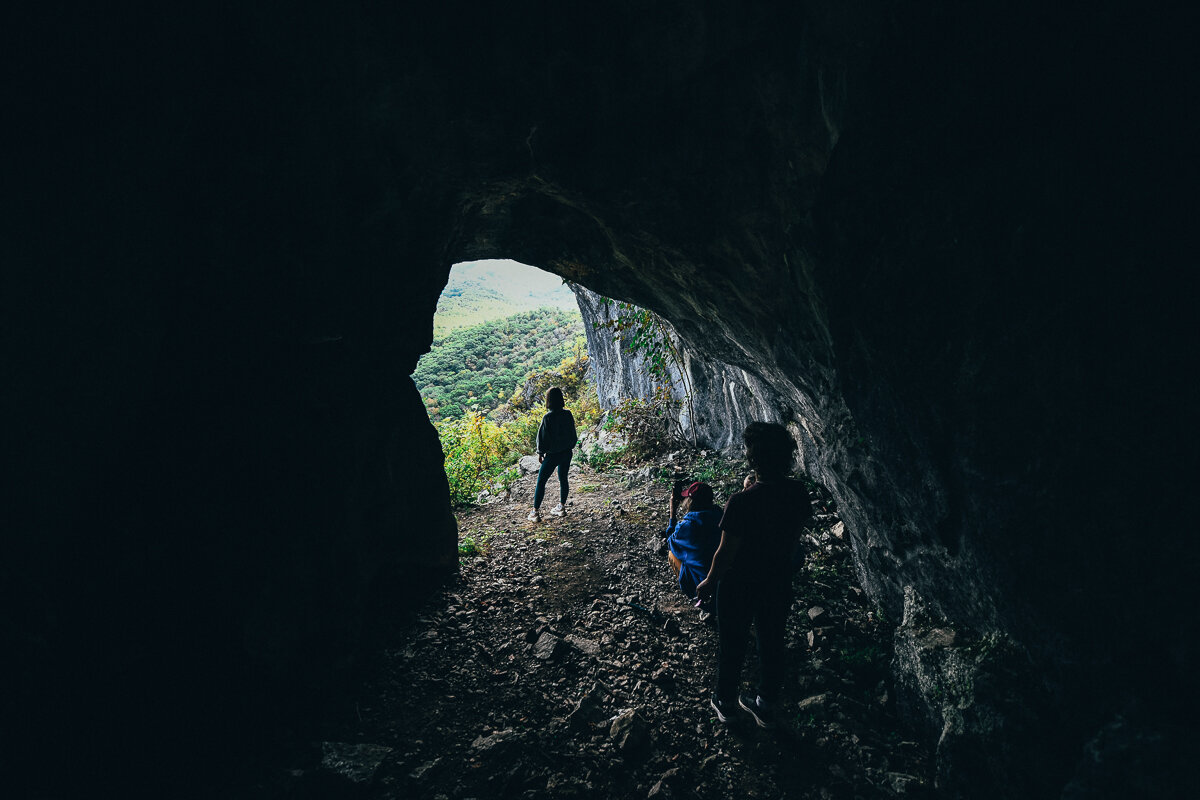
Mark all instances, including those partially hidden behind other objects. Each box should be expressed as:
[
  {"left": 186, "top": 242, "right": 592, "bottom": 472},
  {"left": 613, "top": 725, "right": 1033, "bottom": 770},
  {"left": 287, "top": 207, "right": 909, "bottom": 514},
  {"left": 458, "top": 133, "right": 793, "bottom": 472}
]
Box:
[
  {"left": 550, "top": 503, "right": 566, "bottom": 516},
  {"left": 527, "top": 509, "right": 541, "bottom": 522}
]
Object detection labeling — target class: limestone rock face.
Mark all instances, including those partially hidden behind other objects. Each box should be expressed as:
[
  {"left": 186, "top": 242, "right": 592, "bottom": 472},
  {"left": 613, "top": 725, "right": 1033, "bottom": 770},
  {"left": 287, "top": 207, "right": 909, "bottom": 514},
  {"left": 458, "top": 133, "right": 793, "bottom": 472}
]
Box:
[
  {"left": 574, "top": 284, "right": 789, "bottom": 451},
  {"left": 9, "top": 1, "right": 1192, "bottom": 796},
  {"left": 572, "top": 285, "right": 663, "bottom": 409}
]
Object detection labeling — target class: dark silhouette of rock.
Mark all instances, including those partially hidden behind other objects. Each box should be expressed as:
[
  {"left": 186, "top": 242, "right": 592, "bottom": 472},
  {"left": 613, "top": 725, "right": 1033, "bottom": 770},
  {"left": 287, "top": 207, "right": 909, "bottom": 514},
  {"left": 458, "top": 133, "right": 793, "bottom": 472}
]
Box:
[
  {"left": 610, "top": 708, "right": 650, "bottom": 756},
  {"left": 471, "top": 729, "right": 519, "bottom": 754},
  {"left": 534, "top": 631, "right": 563, "bottom": 660},
  {"left": 318, "top": 742, "right": 393, "bottom": 786},
  {"left": 566, "top": 634, "right": 600, "bottom": 657},
  {"left": 647, "top": 767, "right": 681, "bottom": 798}
]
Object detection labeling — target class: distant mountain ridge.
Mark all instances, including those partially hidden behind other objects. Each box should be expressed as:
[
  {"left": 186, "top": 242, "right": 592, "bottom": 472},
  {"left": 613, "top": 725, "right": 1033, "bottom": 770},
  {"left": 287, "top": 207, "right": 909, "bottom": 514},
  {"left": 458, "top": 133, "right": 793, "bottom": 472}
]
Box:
[{"left": 434, "top": 259, "right": 578, "bottom": 336}]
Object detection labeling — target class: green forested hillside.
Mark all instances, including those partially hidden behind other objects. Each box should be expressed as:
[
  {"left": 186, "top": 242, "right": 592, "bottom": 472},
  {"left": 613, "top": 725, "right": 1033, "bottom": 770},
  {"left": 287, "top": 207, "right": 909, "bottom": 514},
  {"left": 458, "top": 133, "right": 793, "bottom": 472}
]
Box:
[
  {"left": 414, "top": 307, "right": 584, "bottom": 419},
  {"left": 435, "top": 259, "right": 578, "bottom": 336}
]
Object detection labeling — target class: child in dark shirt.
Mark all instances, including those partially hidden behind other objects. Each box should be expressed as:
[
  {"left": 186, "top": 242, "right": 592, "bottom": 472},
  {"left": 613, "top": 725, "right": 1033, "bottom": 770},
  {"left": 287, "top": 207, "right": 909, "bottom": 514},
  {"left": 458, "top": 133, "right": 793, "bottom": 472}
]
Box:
[{"left": 697, "top": 422, "right": 812, "bottom": 728}]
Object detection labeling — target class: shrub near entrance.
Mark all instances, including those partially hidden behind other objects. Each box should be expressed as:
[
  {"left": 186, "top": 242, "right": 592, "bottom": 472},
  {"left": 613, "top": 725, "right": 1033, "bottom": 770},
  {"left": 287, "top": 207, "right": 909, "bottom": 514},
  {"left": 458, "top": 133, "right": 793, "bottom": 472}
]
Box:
[
  {"left": 436, "top": 410, "right": 537, "bottom": 507},
  {"left": 435, "top": 351, "right": 600, "bottom": 507}
]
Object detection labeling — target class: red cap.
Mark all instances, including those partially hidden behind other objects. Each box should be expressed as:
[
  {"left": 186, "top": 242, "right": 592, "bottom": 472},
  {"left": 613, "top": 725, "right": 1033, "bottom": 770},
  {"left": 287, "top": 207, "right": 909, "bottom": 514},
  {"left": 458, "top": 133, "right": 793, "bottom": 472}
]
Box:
[{"left": 681, "top": 482, "right": 713, "bottom": 504}]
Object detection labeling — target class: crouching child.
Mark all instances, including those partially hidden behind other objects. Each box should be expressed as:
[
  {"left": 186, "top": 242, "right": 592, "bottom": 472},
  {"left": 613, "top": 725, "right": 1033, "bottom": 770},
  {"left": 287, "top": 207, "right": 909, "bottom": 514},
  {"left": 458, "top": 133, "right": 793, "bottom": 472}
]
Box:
[{"left": 665, "top": 481, "right": 721, "bottom": 618}]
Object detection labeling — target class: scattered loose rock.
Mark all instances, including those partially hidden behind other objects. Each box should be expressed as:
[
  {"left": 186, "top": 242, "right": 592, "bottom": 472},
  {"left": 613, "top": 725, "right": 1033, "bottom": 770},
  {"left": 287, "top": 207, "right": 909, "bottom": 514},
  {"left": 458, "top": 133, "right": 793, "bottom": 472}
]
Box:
[
  {"left": 299, "top": 452, "right": 932, "bottom": 799},
  {"left": 562, "top": 688, "right": 602, "bottom": 731},
  {"left": 534, "top": 631, "right": 562, "bottom": 660},
  {"left": 610, "top": 708, "right": 650, "bottom": 755},
  {"left": 471, "top": 729, "right": 518, "bottom": 753},
  {"left": 319, "top": 742, "right": 393, "bottom": 785},
  {"left": 407, "top": 758, "right": 439, "bottom": 781},
  {"left": 798, "top": 692, "right": 832, "bottom": 713},
  {"left": 647, "top": 767, "right": 680, "bottom": 797},
  {"left": 566, "top": 634, "right": 600, "bottom": 656}
]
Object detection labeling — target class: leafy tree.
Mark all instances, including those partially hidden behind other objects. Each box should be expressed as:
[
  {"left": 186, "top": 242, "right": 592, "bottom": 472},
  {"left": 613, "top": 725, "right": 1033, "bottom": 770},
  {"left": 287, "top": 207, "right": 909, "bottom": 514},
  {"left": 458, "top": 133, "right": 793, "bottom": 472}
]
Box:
[
  {"left": 413, "top": 307, "right": 584, "bottom": 420},
  {"left": 432, "top": 349, "right": 600, "bottom": 507}
]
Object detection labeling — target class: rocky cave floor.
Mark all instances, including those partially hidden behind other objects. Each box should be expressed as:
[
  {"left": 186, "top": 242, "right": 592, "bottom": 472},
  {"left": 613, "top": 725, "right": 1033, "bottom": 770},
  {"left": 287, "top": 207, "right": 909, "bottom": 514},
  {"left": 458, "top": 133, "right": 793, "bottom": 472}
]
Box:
[{"left": 270, "top": 453, "right": 936, "bottom": 799}]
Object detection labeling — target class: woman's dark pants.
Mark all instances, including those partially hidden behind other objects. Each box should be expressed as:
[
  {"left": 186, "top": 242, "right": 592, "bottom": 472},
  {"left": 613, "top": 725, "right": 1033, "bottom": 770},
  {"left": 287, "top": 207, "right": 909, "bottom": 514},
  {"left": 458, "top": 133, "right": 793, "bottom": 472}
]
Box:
[
  {"left": 714, "top": 573, "right": 790, "bottom": 704},
  {"left": 533, "top": 450, "right": 572, "bottom": 508}
]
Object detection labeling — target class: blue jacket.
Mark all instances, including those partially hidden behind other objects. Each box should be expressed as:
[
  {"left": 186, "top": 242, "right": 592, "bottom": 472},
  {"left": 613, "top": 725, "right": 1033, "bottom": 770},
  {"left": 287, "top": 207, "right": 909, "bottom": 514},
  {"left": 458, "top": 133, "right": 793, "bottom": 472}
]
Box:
[{"left": 665, "top": 508, "right": 723, "bottom": 597}]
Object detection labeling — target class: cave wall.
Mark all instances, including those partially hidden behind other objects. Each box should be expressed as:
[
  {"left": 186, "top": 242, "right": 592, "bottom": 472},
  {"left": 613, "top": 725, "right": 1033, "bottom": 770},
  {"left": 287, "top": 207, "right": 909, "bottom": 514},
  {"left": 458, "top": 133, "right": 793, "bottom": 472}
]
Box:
[
  {"left": 574, "top": 284, "right": 789, "bottom": 451},
  {"left": 571, "top": 285, "right": 665, "bottom": 409},
  {"left": 6, "top": 5, "right": 463, "bottom": 793},
  {"left": 440, "top": 6, "right": 1195, "bottom": 794},
  {"left": 9, "top": 1, "right": 1194, "bottom": 796}
]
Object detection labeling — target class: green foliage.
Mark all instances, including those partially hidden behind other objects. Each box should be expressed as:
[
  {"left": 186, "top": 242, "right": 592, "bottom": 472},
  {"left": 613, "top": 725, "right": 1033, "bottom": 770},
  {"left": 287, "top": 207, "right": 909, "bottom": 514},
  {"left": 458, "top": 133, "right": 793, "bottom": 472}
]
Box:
[
  {"left": 582, "top": 445, "right": 629, "bottom": 472},
  {"left": 604, "top": 391, "right": 676, "bottom": 459},
  {"left": 795, "top": 712, "right": 819, "bottom": 728},
  {"left": 502, "top": 346, "right": 601, "bottom": 427},
  {"left": 836, "top": 643, "right": 886, "bottom": 667},
  {"left": 691, "top": 452, "right": 743, "bottom": 485},
  {"left": 434, "top": 350, "right": 599, "bottom": 507},
  {"left": 458, "top": 536, "right": 481, "bottom": 558},
  {"left": 494, "top": 466, "right": 521, "bottom": 493},
  {"left": 415, "top": 307, "right": 583, "bottom": 420},
  {"left": 502, "top": 405, "right": 544, "bottom": 452},
  {"left": 685, "top": 452, "right": 750, "bottom": 502},
  {"left": 436, "top": 411, "right": 524, "bottom": 506},
  {"left": 807, "top": 557, "right": 850, "bottom": 583}
]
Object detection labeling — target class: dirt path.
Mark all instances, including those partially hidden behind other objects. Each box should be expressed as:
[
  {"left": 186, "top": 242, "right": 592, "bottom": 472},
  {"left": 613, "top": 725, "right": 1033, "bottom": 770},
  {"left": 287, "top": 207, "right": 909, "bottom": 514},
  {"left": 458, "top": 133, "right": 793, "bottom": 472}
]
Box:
[{"left": 288, "top": 456, "right": 935, "bottom": 799}]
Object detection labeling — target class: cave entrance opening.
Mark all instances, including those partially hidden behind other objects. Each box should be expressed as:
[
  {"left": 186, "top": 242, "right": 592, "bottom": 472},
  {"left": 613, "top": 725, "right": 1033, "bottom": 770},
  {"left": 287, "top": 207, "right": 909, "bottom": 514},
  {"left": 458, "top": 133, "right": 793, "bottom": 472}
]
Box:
[
  {"left": 412, "top": 255, "right": 694, "bottom": 531},
  {"left": 413, "top": 258, "right": 601, "bottom": 510}
]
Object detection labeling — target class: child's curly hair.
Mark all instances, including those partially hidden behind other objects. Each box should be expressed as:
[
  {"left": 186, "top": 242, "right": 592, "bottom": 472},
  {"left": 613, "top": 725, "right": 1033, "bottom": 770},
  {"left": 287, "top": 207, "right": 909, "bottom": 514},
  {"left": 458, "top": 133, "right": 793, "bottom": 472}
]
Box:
[{"left": 743, "top": 422, "right": 797, "bottom": 478}]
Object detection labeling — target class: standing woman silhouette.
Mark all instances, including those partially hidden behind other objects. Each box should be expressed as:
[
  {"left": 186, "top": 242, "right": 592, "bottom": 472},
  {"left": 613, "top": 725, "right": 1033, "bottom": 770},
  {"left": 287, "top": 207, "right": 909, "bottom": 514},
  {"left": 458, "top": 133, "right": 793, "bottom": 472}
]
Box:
[{"left": 528, "top": 387, "right": 578, "bottom": 522}]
